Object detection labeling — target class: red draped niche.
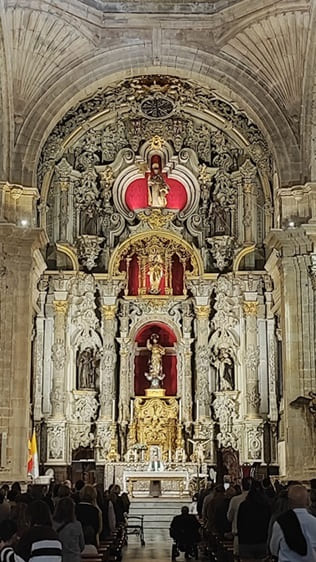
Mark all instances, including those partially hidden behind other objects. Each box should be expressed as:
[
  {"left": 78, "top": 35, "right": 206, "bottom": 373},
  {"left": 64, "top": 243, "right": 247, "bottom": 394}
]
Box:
[
  {"left": 121, "top": 253, "right": 184, "bottom": 296},
  {"left": 125, "top": 177, "right": 187, "bottom": 211},
  {"left": 134, "top": 322, "right": 177, "bottom": 396}
]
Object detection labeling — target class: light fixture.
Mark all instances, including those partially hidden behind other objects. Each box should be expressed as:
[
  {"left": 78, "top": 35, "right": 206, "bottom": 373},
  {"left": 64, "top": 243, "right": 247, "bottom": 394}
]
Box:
[{"left": 21, "top": 219, "right": 28, "bottom": 227}]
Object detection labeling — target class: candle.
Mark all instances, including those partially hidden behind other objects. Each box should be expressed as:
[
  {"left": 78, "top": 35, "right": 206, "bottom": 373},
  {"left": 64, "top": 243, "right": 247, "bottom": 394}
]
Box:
[
  {"left": 130, "top": 398, "right": 134, "bottom": 423},
  {"left": 168, "top": 448, "right": 172, "bottom": 463},
  {"left": 179, "top": 399, "right": 182, "bottom": 422},
  {"left": 112, "top": 399, "right": 116, "bottom": 423},
  {"left": 196, "top": 399, "right": 199, "bottom": 421}
]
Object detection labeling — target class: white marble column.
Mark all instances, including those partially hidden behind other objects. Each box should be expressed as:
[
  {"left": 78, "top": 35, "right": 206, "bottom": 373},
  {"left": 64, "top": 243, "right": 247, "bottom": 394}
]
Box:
[
  {"left": 117, "top": 336, "right": 131, "bottom": 424},
  {"left": 51, "top": 299, "right": 68, "bottom": 418},
  {"left": 99, "top": 304, "right": 117, "bottom": 419},
  {"left": 33, "top": 280, "right": 48, "bottom": 423},
  {"left": 243, "top": 300, "right": 261, "bottom": 418},
  {"left": 194, "top": 304, "right": 211, "bottom": 420}
]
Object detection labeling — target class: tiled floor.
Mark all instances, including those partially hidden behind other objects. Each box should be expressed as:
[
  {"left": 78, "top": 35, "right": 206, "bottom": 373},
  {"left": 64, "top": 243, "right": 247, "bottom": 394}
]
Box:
[
  {"left": 123, "top": 530, "right": 206, "bottom": 562},
  {"left": 124, "top": 529, "right": 172, "bottom": 561}
]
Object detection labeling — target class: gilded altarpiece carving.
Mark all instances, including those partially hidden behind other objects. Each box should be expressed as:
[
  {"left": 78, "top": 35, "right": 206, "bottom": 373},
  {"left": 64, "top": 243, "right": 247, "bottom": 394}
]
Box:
[
  {"left": 32, "top": 75, "right": 285, "bottom": 484},
  {"left": 131, "top": 397, "right": 179, "bottom": 461}
]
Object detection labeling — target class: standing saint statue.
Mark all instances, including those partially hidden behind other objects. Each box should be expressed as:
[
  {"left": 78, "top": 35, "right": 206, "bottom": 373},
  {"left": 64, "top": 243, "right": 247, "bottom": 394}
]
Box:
[
  {"left": 145, "top": 333, "right": 165, "bottom": 389},
  {"left": 147, "top": 162, "right": 169, "bottom": 208},
  {"left": 218, "top": 347, "right": 235, "bottom": 390},
  {"left": 77, "top": 348, "right": 97, "bottom": 389},
  {"left": 148, "top": 250, "right": 164, "bottom": 294}
]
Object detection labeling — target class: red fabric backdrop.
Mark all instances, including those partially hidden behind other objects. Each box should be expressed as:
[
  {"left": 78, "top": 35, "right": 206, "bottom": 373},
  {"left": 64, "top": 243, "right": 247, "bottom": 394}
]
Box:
[
  {"left": 134, "top": 322, "right": 177, "bottom": 396},
  {"left": 125, "top": 177, "right": 187, "bottom": 210},
  {"left": 121, "top": 254, "right": 184, "bottom": 296}
]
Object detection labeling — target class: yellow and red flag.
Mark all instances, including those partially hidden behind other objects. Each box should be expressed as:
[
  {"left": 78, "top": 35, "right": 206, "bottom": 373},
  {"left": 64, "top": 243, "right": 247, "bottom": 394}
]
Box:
[{"left": 27, "top": 429, "right": 39, "bottom": 479}]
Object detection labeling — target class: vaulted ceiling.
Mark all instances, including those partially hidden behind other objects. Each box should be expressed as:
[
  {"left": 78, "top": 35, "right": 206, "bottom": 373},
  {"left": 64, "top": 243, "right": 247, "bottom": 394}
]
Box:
[{"left": 0, "top": 0, "right": 315, "bottom": 188}]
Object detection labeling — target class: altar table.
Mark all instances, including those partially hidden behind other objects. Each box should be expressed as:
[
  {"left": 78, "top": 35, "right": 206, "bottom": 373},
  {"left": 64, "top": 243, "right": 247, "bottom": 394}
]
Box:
[{"left": 123, "top": 470, "right": 190, "bottom": 497}]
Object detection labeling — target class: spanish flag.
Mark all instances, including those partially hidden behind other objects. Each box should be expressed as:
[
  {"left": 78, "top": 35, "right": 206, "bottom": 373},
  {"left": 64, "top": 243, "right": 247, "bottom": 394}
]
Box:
[{"left": 27, "top": 429, "right": 39, "bottom": 479}]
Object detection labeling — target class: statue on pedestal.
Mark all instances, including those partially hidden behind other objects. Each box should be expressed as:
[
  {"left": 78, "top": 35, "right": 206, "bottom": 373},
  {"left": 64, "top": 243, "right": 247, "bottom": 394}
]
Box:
[{"left": 145, "top": 334, "right": 165, "bottom": 389}]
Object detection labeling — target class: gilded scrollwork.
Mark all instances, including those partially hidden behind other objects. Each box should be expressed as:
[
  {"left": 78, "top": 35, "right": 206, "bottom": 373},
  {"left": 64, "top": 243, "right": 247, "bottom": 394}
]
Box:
[{"left": 133, "top": 397, "right": 179, "bottom": 459}]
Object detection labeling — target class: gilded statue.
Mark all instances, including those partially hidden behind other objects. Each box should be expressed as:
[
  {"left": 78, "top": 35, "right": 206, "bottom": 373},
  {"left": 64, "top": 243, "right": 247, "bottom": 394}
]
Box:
[
  {"left": 148, "top": 249, "right": 164, "bottom": 294},
  {"left": 145, "top": 333, "right": 165, "bottom": 389},
  {"left": 147, "top": 162, "right": 169, "bottom": 208}
]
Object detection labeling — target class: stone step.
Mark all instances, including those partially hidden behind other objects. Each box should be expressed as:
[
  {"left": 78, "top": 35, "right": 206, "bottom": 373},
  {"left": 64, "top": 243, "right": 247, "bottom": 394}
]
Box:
[{"left": 128, "top": 499, "right": 190, "bottom": 530}]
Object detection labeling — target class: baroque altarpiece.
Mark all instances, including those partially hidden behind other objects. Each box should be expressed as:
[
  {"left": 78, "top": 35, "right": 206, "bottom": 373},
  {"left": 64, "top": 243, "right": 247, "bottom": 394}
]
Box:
[{"left": 33, "top": 76, "right": 282, "bottom": 484}]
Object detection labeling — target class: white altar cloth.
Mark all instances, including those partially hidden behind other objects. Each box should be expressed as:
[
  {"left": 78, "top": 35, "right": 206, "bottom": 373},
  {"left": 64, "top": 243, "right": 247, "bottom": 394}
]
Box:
[{"left": 123, "top": 470, "right": 190, "bottom": 497}]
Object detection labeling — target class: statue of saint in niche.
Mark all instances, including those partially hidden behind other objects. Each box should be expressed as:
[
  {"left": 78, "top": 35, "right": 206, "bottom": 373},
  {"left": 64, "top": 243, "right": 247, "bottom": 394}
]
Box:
[
  {"left": 77, "top": 347, "right": 98, "bottom": 389},
  {"left": 145, "top": 333, "right": 165, "bottom": 389},
  {"left": 218, "top": 347, "right": 235, "bottom": 391},
  {"left": 147, "top": 162, "right": 169, "bottom": 208},
  {"left": 148, "top": 249, "right": 164, "bottom": 294}
]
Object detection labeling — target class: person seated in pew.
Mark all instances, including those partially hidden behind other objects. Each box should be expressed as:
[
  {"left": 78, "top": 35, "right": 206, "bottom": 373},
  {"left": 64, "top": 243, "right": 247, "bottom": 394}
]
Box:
[{"left": 170, "top": 506, "right": 201, "bottom": 560}]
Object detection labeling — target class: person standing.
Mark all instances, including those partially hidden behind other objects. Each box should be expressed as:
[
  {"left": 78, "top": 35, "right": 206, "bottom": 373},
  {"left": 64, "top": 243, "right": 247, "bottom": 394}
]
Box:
[
  {"left": 0, "top": 520, "right": 25, "bottom": 562},
  {"left": 75, "top": 485, "right": 101, "bottom": 547},
  {"left": 53, "top": 497, "right": 84, "bottom": 562},
  {"left": 16, "top": 500, "right": 62, "bottom": 561},
  {"left": 270, "top": 484, "right": 316, "bottom": 561},
  {"left": 227, "top": 477, "right": 251, "bottom": 557},
  {"left": 237, "top": 480, "right": 270, "bottom": 561}
]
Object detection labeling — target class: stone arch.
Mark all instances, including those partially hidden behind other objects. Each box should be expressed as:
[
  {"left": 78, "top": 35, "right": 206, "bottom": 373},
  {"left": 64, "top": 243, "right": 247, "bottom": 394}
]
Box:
[{"left": 13, "top": 50, "right": 299, "bottom": 189}]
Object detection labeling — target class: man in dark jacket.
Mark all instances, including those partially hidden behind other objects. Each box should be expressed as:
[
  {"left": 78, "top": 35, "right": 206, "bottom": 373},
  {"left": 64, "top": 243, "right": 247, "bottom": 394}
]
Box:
[{"left": 170, "top": 506, "right": 200, "bottom": 560}]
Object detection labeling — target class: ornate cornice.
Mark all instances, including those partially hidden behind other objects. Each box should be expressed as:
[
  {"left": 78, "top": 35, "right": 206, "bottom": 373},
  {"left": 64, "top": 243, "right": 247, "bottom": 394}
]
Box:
[{"left": 38, "top": 75, "right": 269, "bottom": 181}]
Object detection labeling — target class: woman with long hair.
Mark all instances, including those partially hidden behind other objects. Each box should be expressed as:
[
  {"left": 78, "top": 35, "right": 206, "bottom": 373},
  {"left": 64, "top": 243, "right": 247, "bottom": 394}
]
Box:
[{"left": 53, "top": 497, "right": 84, "bottom": 562}]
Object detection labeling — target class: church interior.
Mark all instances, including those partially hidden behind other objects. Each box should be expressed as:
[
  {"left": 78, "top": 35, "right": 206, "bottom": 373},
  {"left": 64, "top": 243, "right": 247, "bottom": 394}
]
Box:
[{"left": 0, "top": 0, "right": 316, "bottom": 491}]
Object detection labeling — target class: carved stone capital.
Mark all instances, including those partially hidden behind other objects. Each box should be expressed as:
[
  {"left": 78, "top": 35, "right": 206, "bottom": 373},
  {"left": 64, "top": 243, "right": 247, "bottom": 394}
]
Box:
[
  {"left": 195, "top": 305, "right": 210, "bottom": 318},
  {"left": 10, "top": 185, "right": 23, "bottom": 200},
  {"left": 243, "top": 301, "right": 258, "bottom": 316},
  {"left": 102, "top": 304, "right": 117, "bottom": 320},
  {"left": 53, "top": 300, "right": 68, "bottom": 315}
]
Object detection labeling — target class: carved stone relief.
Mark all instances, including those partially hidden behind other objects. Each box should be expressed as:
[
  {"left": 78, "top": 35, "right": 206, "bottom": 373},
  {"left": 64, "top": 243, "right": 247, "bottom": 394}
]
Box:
[
  {"left": 72, "top": 391, "right": 99, "bottom": 423},
  {"left": 47, "top": 423, "right": 65, "bottom": 462}
]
